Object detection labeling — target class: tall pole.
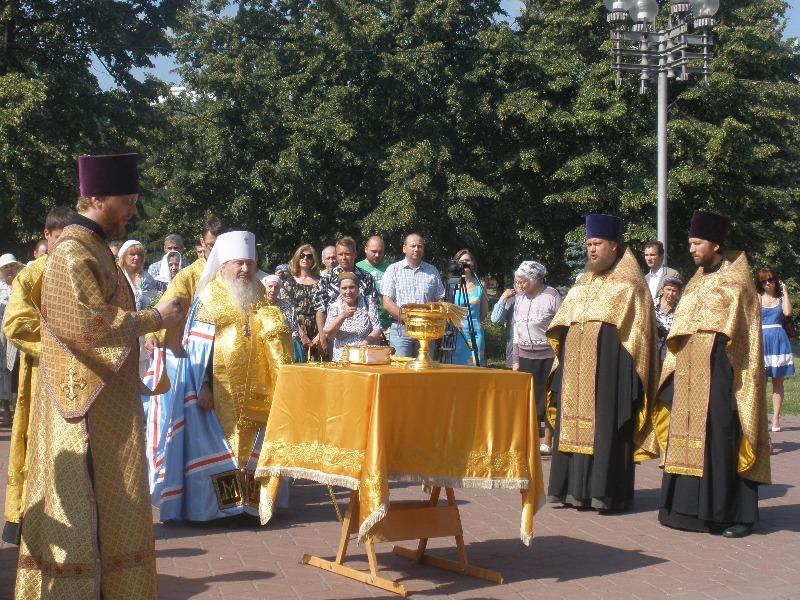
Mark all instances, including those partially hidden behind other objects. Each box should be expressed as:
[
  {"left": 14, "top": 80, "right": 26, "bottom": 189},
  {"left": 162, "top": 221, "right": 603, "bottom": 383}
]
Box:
[{"left": 657, "top": 60, "right": 669, "bottom": 264}]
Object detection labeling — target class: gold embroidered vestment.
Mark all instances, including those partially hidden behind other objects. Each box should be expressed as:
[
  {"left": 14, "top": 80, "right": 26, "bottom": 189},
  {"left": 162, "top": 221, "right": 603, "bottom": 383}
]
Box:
[
  {"left": 658, "top": 252, "right": 770, "bottom": 484},
  {"left": 547, "top": 248, "right": 659, "bottom": 459},
  {"left": 15, "top": 225, "right": 162, "bottom": 600},
  {"left": 196, "top": 277, "right": 294, "bottom": 468},
  {"left": 3, "top": 255, "right": 47, "bottom": 528}
]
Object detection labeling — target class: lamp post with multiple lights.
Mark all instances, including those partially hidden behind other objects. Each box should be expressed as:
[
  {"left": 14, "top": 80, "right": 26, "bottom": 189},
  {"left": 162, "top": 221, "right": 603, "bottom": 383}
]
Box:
[{"left": 603, "top": 0, "right": 720, "bottom": 260}]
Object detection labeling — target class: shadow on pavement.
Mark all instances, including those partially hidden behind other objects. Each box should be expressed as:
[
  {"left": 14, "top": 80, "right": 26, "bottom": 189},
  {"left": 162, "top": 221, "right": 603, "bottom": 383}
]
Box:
[
  {"left": 771, "top": 440, "right": 800, "bottom": 455},
  {"left": 156, "top": 546, "right": 207, "bottom": 559},
  {"left": 385, "top": 535, "right": 666, "bottom": 597},
  {"left": 757, "top": 503, "right": 800, "bottom": 533},
  {"left": 158, "top": 570, "right": 275, "bottom": 599},
  {"left": 759, "top": 483, "right": 793, "bottom": 500}
]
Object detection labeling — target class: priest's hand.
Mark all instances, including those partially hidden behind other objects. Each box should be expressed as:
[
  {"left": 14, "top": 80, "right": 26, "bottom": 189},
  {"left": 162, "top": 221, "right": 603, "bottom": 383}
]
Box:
[
  {"left": 155, "top": 298, "right": 184, "bottom": 329},
  {"left": 198, "top": 382, "right": 213, "bottom": 410}
]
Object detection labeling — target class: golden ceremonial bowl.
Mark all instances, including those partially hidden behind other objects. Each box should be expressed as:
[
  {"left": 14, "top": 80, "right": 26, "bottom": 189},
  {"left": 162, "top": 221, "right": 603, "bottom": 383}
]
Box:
[{"left": 401, "top": 302, "right": 455, "bottom": 370}]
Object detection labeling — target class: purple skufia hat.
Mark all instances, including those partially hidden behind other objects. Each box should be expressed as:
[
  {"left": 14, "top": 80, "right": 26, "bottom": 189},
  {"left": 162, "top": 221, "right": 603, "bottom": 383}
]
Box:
[
  {"left": 585, "top": 214, "right": 623, "bottom": 243},
  {"left": 688, "top": 210, "right": 728, "bottom": 245},
  {"left": 77, "top": 153, "right": 139, "bottom": 197}
]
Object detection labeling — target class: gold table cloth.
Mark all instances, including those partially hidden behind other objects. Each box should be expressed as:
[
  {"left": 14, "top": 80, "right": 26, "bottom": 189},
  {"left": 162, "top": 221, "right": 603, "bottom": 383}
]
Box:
[{"left": 255, "top": 363, "right": 545, "bottom": 544}]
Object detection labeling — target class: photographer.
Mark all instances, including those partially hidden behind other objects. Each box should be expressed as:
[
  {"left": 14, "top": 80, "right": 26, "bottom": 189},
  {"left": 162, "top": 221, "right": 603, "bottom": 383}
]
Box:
[{"left": 446, "top": 250, "right": 488, "bottom": 366}]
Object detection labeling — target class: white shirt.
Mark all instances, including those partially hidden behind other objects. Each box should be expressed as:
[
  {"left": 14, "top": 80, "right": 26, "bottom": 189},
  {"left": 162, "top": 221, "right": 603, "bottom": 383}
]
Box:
[{"left": 648, "top": 265, "right": 665, "bottom": 298}]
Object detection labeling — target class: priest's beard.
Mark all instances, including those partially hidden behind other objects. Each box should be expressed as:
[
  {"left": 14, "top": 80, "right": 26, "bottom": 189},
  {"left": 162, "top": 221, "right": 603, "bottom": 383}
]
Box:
[
  {"left": 222, "top": 276, "right": 261, "bottom": 320},
  {"left": 585, "top": 252, "right": 618, "bottom": 275}
]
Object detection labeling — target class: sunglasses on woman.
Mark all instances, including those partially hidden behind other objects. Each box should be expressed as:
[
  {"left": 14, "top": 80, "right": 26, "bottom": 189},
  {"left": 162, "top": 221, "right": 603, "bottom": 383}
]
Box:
[
  {"left": 299, "top": 253, "right": 314, "bottom": 260},
  {"left": 760, "top": 277, "right": 776, "bottom": 284}
]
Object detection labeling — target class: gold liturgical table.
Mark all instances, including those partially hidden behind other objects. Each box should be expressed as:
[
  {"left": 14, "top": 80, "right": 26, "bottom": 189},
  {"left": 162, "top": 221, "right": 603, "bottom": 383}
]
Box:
[{"left": 255, "top": 363, "right": 546, "bottom": 597}]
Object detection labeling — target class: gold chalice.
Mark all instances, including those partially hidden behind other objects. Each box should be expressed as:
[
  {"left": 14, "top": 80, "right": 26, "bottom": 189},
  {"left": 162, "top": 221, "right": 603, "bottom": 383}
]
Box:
[{"left": 401, "top": 302, "right": 466, "bottom": 370}]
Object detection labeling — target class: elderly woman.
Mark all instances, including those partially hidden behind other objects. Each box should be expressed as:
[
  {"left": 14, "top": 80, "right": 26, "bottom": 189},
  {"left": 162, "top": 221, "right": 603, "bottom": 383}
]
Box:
[
  {"left": 491, "top": 261, "right": 562, "bottom": 455},
  {"left": 654, "top": 275, "right": 683, "bottom": 362},
  {"left": 323, "top": 272, "right": 382, "bottom": 363},
  {"left": 451, "top": 249, "right": 489, "bottom": 366},
  {"left": 154, "top": 250, "right": 182, "bottom": 293},
  {"left": 118, "top": 240, "right": 160, "bottom": 310},
  {"left": 262, "top": 274, "right": 304, "bottom": 362}
]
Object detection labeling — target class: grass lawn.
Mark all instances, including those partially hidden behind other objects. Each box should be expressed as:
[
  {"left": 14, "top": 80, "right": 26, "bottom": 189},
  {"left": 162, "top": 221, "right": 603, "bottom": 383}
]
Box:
[{"left": 483, "top": 324, "right": 800, "bottom": 415}]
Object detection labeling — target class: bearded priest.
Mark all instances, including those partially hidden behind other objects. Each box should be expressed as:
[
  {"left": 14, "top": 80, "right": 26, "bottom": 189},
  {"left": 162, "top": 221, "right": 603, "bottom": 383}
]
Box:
[
  {"left": 145, "top": 231, "right": 294, "bottom": 522},
  {"left": 15, "top": 153, "right": 184, "bottom": 599},
  {"left": 546, "top": 214, "right": 659, "bottom": 512},
  {"left": 657, "top": 211, "right": 770, "bottom": 538}
]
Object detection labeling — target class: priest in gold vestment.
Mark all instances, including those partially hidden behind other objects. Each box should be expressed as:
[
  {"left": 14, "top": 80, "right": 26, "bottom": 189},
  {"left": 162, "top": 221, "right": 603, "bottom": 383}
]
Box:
[
  {"left": 2, "top": 207, "right": 73, "bottom": 546},
  {"left": 14, "top": 153, "right": 183, "bottom": 600},
  {"left": 547, "top": 214, "right": 659, "bottom": 511},
  {"left": 145, "top": 231, "right": 294, "bottom": 521},
  {"left": 657, "top": 211, "right": 770, "bottom": 538}
]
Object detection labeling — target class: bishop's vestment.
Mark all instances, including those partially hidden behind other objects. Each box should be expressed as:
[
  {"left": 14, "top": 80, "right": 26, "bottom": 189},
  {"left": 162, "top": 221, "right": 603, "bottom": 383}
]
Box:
[{"left": 145, "top": 275, "right": 293, "bottom": 520}]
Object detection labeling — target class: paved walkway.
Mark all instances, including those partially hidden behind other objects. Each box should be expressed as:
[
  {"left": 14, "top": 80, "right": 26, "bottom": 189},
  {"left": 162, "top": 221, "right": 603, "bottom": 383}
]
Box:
[{"left": 1, "top": 416, "right": 798, "bottom": 599}]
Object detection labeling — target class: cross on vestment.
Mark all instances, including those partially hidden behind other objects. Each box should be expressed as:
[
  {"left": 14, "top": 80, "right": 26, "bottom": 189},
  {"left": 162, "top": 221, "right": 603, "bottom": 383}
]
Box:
[{"left": 61, "top": 366, "right": 87, "bottom": 402}]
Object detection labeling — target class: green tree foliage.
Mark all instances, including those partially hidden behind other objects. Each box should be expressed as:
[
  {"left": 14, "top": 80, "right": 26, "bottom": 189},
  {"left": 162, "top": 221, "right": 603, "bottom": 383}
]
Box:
[
  {"left": 148, "top": 0, "right": 540, "bottom": 271},
  {"left": 0, "top": 0, "right": 186, "bottom": 254},
  {"left": 521, "top": 0, "right": 800, "bottom": 282}
]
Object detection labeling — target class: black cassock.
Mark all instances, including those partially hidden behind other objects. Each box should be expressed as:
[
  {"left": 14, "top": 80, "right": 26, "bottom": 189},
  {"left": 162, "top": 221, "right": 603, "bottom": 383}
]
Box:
[
  {"left": 548, "top": 323, "right": 643, "bottom": 510},
  {"left": 658, "top": 334, "right": 759, "bottom": 531}
]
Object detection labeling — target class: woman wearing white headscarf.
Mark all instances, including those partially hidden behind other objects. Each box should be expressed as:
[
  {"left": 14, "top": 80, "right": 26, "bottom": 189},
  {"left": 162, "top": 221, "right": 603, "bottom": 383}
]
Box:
[
  {"left": 118, "top": 240, "right": 161, "bottom": 310},
  {"left": 491, "top": 260, "right": 562, "bottom": 455},
  {"left": 262, "top": 274, "right": 304, "bottom": 362},
  {"left": 154, "top": 250, "right": 182, "bottom": 293},
  {"left": 118, "top": 241, "right": 160, "bottom": 377}
]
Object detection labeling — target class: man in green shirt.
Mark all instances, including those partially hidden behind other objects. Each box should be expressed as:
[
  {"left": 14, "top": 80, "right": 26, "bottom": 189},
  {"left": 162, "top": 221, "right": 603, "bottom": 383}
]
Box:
[{"left": 356, "top": 235, "right": 394, "bottom": 330}]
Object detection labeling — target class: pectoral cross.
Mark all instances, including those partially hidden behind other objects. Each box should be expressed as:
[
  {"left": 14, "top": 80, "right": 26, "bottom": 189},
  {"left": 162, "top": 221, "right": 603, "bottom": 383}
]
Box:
[{"left": 60, "top": 367, "right": 87, "bottom": 402}]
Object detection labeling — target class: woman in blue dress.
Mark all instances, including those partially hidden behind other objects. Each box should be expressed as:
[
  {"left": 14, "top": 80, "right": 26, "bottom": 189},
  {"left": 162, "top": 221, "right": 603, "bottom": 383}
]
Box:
[
  {"left": 450, "top": 250, "right": 488, "bottom": 366},
  {"left": 757, "top": 267, "right": 795, "bottom": 432}
]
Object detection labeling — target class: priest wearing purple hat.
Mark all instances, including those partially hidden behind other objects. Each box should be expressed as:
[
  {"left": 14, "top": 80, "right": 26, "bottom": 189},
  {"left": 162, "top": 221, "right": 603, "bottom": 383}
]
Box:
[
  {"left": 14, "top": 153, "right": 183, "bottom": 599},
  {"left": 545, "top": 214, "right": 659, "bottom": 512},
  {"left": 656, "top": 210, "right": 770, "bottom": 538}
]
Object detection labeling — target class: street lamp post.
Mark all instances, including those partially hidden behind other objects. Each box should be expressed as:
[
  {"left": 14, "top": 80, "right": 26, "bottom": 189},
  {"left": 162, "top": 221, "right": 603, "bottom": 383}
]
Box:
[{"left": 603, "top": 0, "right": 719, "bottom": 263}]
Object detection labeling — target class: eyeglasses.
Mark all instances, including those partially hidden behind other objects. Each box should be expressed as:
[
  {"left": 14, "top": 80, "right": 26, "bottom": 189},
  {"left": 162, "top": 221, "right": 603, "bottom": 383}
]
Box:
[
  {"left": 760, "top": 277, "right": 776, "bottom": 284},
  {"left": 299, "top": 253, "right": 314, "bottom": 260}
]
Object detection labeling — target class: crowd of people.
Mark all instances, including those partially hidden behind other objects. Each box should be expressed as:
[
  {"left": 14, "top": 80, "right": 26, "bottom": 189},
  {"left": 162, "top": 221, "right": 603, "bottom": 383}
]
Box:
[{"left": 0, "top": 152, "right": 793, "bottom": 598}]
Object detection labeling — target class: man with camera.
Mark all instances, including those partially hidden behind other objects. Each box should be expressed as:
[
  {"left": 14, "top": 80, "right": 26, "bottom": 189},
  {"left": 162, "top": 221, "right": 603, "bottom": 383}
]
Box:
[{"left": 382, "top": 233, "right": 445, "bottom": 357}]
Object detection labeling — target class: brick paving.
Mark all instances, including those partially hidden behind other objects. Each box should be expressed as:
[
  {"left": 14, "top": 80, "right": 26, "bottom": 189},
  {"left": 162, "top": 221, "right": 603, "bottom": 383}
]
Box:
[{"left": 1, "top": 416, "right": 798, "bottom": 599}]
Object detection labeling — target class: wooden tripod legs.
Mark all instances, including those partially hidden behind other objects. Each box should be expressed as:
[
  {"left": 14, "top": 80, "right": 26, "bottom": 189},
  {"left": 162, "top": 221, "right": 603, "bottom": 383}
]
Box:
[{"left": 302, "top": 486, "right": 503, "bottom": 597}]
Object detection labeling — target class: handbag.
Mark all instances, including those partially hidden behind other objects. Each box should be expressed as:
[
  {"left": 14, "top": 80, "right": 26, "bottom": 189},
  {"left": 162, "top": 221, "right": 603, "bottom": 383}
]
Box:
[{"left": 783, "top": 315, "right": 797, "bottom": 339}]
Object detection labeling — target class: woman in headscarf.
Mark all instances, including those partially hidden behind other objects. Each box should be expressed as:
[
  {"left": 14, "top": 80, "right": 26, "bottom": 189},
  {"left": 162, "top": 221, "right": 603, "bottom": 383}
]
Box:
[
  {"left": 323, "top": 272, "right": 382, "bottom": 363},
  {"left": 262, "top": 274, "right": 303, "bottom": 362},
  {"left": 153, "top": 249, "right": 182, "bottom": 293},
  {"left": 492, "top": 260, "right": 562, "bottom": 455},
  {"left": 118, "top": 240, "right": 160, "bottom": 310}
]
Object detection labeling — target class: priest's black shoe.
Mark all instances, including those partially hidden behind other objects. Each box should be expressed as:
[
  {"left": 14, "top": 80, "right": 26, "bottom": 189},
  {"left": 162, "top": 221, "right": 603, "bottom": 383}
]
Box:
[{"left": 722, "top": 523, "right": 752, "bottom": 538}]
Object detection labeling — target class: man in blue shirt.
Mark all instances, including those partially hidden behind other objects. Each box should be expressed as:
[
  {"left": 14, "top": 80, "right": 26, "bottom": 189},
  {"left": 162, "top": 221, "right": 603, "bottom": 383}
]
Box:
[{"left": 382, "top": 233, "right": 445, "bottom": 357}]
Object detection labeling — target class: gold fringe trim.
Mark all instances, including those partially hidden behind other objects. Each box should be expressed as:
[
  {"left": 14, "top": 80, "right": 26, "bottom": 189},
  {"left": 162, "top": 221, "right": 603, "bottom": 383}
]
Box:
[
  {"left": 388, "top": 472, "right": 531, "bottom": 490},
  {"left": 358, "top": 503, "right": 388, "bottom": 542},
  {"left": 258, "top": 484, "right": 274, "bottom": 526},
  {"left": 255, "top": 466, "right": 359, "bottom": 490}
]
